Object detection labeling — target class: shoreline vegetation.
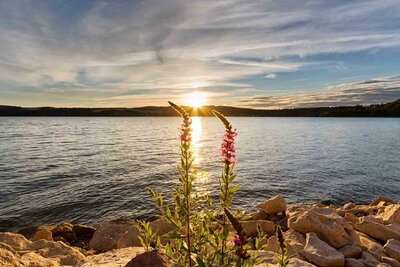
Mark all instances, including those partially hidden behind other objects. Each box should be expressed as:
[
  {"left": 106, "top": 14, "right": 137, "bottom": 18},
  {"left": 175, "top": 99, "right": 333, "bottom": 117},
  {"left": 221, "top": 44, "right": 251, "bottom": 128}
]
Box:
[
  {"left": 1, "top": 99, "right": 399, "bottom": 117},
  {"left": 0, "top": 195, "right": 399, "bottom": 266},
  {"left": 1, "top": 103, "right": 399, "bottom": 267}
]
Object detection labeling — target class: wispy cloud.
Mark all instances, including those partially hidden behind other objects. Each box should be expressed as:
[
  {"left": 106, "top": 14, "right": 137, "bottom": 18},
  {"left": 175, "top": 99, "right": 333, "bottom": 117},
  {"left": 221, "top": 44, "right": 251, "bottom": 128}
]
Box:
[
  {"left": 239, "top": 76, "right": 400, "bottom": 109},
  {"left": 0, "top": 0, "right": 400, "bottom": 106}
]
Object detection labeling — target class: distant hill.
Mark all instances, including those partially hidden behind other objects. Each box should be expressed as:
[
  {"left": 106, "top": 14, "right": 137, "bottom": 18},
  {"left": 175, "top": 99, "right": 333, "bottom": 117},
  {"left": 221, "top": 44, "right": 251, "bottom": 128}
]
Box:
[{"left": 0, "top": 99, "right": 399, "bottom": 117}]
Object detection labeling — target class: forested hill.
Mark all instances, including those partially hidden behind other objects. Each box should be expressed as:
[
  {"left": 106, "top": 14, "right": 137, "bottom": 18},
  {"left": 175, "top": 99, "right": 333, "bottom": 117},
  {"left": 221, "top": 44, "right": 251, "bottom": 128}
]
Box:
[{"left": 0, "top": 99, "right": 399, "bottom": 117}]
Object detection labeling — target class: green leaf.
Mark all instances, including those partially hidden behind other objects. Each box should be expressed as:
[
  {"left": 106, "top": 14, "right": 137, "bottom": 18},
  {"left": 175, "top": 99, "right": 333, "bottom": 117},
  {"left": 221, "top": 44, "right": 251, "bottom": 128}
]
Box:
[{"left": 161, "top": 230, "right": 186, "bottom": 240}]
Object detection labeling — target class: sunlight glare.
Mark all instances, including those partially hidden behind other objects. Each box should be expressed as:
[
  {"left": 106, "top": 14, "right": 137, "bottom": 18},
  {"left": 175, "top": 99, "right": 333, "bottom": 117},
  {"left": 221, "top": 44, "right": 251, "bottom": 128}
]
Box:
[{"left": 184, "top": 92, "right": 207, "bottom": 108}]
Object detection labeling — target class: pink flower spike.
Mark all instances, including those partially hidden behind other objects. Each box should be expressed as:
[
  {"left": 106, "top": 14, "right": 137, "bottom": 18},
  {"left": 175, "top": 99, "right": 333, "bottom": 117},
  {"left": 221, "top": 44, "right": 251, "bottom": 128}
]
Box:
[{"left": 220, "top": 128, "right": 237, "bottom": 164}]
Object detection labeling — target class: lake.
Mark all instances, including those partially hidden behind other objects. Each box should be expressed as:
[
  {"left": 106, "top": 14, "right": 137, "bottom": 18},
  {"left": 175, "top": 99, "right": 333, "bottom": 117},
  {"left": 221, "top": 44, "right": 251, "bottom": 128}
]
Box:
[{"left": 0, "top": 117, "right": 399, "bottom": 231}]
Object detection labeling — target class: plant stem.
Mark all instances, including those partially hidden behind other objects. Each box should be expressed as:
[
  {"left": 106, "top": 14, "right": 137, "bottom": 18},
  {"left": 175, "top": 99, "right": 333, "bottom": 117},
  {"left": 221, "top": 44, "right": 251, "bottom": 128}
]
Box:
[
  {"left": 220, "top": 164, "right": 230, "bottom": 265},
  {"left": 184, "top": 147, "right": 192, "bottom": 267}
]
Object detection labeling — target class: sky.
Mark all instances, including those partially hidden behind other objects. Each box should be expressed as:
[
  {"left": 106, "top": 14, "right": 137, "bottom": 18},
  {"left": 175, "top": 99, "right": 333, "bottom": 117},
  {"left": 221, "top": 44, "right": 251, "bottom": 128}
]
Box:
[{"left": 1, "top": 0, "right": 400, "bottom": 109}]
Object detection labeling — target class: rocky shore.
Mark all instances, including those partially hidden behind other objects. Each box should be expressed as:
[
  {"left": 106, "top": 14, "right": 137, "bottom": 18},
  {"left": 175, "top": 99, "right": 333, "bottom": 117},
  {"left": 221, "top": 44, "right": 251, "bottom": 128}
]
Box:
[{"left": 1, "top": 195, "right": 399, "bottom": 267}]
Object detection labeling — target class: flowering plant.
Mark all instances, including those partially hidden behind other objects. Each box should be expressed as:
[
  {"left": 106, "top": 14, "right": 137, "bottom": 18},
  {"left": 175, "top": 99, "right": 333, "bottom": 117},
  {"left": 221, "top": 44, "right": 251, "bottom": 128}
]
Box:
[{"left": 137, "top": 101, "right": 292, "bottom": 267}]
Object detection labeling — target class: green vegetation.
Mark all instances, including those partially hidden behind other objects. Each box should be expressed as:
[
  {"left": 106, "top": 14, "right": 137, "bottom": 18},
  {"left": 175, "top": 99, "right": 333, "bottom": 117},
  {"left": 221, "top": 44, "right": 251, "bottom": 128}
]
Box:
[
  {"left": 137, "top": 102, "right": 293, "bottom": 267},
  {"left": 1, "top": 99, "right": 399, "bottom": 117}
]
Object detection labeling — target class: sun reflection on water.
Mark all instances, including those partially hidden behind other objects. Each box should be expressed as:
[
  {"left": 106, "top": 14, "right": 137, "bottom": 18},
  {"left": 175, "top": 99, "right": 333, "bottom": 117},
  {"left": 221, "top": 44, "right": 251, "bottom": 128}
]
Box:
[
  {"left": 191, "top": 117, "right": 202, "bottom": 163},
  {"left": 191, "top": 117, "right": 210, "bottom": 191}
]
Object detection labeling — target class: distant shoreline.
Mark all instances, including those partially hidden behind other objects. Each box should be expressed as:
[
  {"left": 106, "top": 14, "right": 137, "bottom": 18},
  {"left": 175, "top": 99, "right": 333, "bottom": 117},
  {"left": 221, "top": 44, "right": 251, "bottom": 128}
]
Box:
[{"left": 1, "top": 99, "right": 399, "bottom": 117}]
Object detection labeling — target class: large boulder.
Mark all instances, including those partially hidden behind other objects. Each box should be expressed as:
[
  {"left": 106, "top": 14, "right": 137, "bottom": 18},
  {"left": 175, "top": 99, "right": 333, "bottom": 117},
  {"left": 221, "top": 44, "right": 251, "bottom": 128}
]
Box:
[
  {"left": 0, "top": 232, "right": 31, "bottom": 250},
  {"left": 301, "top": 232, "right": 345, "bottom": 267},
  {"left": 51, "top": 222, "right": 75, "bottom": 243},
  {"left": 283, "top": 230, "right": 306, "bottom": 255},
  {"left": 77, "top": 247, "right": 145, "bottom": 267},
  {"left": 125, "top": 249, "right": 170, "bottom": 267},
  {"left": 352, "top": 231, "right": 386, "bottom": 261},
  {"left": 116, "top": 218, "right": 176, "bottom": 249},
  {"left": 89, "top": 220, "right": 136, "bottom": 251},
  {"left": 32, "top": 229, "right": 53, "bottom": 242},
  {"left": 288, "top": 206, "right": 353, "bottom": 248},
  {"left": 383, "top": 239, "right": 400, "bottom": 262},
  {"left": 73, "top": 224, "right": 96, "bottom": 243},
  {"left": 0, "top": 243, "right": 26, "bottom": 267},
  {"left": 378, "top": 204, "right": 400, "bottom": 224},
  {"left": 30, "top": 239, "right": 85, "bottom": 265},
  {"left": 0, "top": 232, "right": 84, "bottom": 266},
  {"left": 355, "top": 219, "right": 400, "bottom": 241},
  {"left": 241, "top": 220, "right": 275, "bottom": 237},
  {"left": 149, "top": 218, "right": 176, "bottom": 236},
  {"left": 116, "top": 228, "right": 141, "bottom": 249},
  {"left": 256, "top": 195, "right": 286, "bottom": 215}
]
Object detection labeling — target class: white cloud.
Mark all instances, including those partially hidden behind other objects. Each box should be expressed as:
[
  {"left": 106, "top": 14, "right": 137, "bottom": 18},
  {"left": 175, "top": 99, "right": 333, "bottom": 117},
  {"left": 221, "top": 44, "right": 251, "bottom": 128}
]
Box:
[
  {"left": 265, "top": 73, "right": 277, "bottom": 79},
  {"left": 0, "top": 0, "right": 400, "bottom": 106}
]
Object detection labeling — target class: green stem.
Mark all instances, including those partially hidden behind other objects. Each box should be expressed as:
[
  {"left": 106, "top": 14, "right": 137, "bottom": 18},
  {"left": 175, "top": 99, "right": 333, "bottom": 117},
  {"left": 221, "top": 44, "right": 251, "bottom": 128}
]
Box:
[
  {"left": 220, "top": 163, "right": 230, "bottom": 265},
  {"left": 184, "top": 145, "right": 192, "bottom": 267}
]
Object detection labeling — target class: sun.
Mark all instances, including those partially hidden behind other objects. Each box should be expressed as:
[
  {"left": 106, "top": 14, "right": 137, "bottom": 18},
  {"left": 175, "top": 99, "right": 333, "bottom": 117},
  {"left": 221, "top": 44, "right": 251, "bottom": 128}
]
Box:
[{"left": 184, "top": 92, "right": 207, "bottom": 109}]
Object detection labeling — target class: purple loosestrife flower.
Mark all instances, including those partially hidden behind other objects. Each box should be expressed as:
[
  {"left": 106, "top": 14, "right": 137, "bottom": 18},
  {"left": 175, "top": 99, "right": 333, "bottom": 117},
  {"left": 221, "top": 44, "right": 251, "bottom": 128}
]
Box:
[
  {"left": 179, "top": 117, "right": 192, "bottom": 143},
  {"left": 221, "top": 129, "right": 237, "bottom": 164},
  {"left": 233, "top": 234, "right": 242, "bottom": 246}
]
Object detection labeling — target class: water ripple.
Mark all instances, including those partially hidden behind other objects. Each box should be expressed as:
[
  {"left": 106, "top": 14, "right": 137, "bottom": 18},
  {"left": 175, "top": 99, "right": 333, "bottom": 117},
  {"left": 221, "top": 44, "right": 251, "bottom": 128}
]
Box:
[{"left": 0, "top": 117, "right": 399, "bottom": 232}]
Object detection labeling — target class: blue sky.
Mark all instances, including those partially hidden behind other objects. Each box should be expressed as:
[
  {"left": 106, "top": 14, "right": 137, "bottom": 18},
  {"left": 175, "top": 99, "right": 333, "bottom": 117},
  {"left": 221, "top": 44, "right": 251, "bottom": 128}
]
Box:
[{"left": 1, "top": 0, "right": 400, "bottom": 108}]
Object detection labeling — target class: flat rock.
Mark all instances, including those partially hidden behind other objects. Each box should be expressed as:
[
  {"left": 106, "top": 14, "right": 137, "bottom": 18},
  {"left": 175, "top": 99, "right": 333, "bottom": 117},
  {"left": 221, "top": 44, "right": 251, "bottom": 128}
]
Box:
[
  {"left": 383, "top": 239, "right": 400, "bottom": 262},
  {"left": 284, "top": 230, "right": 306, "bottom": 255},
  {"left": 241, "top": 220, "right": 275, "bottom": 237},
  {"left": 379, "top": 204, "right": 400, "bottom": 224},
  {"left": 260, "top": 235, "right": 296, "bottom": 256},
  {"left": 248, "top": 210, "right": 269, "bottom": 220},
  {"left": 352, "top": 231, "right": 386, "bottom": 261},
  {"left": 344, "top": 213, "right": 359, "bottom": 224},
  {"left": 355, "top": 219, "right": 400, "bottom": 241},
  {"left": 301, "top": 232, "right": 345, "bottom": 267},
  {"left": 257, "top": 195, "right": 286, "bottom": 215},
  {"left": 89, "top": 220, "right": 136, "bottom": 251},
  {"left": 382, "top": 256, "right": 400, "bottom": 267},
  {"left": 371, "top": 196, "right": 395, "bottom": 206},
  {"left": 77, "top": 247, "right": 145, "bottom": 267},
  {"left": 288, "top": 206, "right": 353, "bottom": 248}
]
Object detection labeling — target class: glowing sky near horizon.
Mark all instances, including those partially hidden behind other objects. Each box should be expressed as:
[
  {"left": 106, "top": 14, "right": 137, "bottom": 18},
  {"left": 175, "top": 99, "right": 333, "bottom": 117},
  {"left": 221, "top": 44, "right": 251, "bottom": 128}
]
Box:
[{"left": 0, "top": 0, "right": 400, "bottom": 108}]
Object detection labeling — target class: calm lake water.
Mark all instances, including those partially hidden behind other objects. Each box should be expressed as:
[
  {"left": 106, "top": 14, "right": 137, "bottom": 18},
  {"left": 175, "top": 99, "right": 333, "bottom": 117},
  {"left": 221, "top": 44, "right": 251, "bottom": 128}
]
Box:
[{"left": 0, "top": 117, "right": 399, "bottom": 231}]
